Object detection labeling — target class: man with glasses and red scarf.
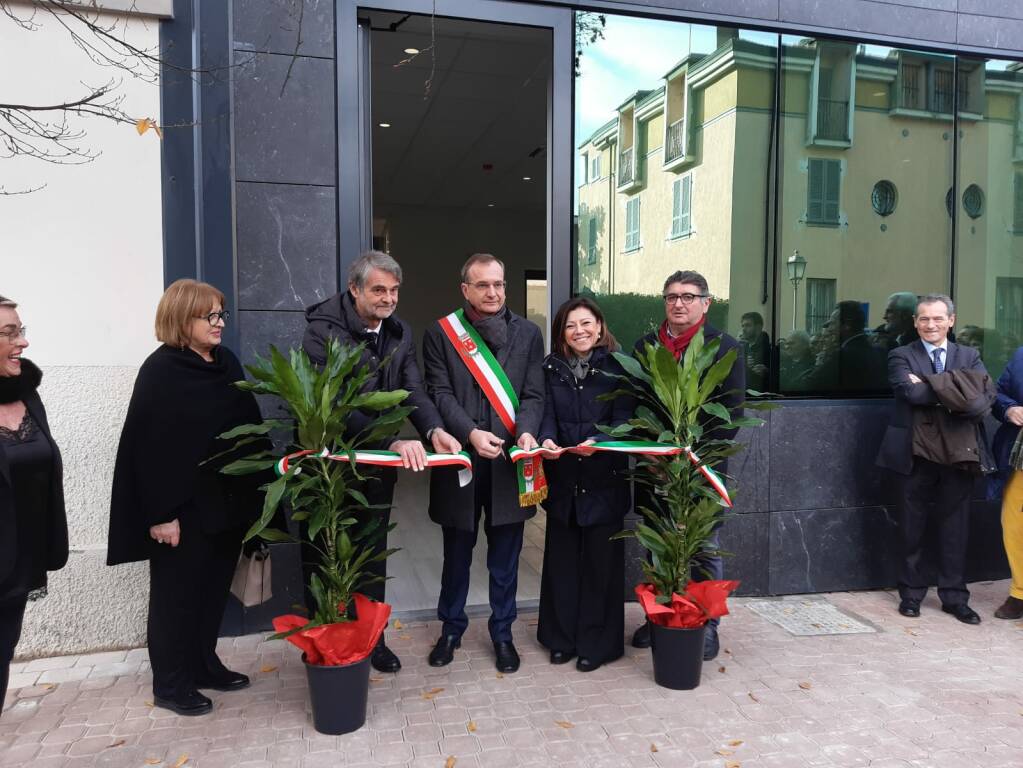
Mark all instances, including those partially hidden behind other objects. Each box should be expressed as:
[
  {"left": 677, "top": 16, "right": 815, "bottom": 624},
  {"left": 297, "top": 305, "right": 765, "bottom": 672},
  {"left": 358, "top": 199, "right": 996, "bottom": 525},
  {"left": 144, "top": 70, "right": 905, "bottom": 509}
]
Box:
[{"left": 629, "top": 270, "right": 745, "bottom": 661}]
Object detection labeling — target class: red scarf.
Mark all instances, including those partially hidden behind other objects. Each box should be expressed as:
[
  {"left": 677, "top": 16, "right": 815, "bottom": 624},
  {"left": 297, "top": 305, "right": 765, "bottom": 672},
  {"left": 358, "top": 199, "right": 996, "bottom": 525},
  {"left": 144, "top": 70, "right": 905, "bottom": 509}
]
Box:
[{"left": 658, "top": 317, "right": 705, "bottom": 361}]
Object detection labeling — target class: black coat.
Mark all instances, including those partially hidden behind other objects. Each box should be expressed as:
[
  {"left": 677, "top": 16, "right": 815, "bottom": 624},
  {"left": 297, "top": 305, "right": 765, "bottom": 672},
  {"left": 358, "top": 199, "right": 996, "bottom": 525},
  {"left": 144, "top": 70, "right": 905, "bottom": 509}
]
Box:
[
  {"left": 303, "top": 291, "right": 444, "bottom": 447},
  {"left": 537, "top": 347, "right": 634, "bottom": 527},
  {"left": 0, "top": 362, "right": 68, "bottom": 592},
  {"left": 107, "top": 345, "right": 265, "bottom": 565},
  {"left": 876, "top": 340, "right": 990, "bottom": 476},
  {"left": 423, "top": 310, "right": 545, "bottom": 530}
]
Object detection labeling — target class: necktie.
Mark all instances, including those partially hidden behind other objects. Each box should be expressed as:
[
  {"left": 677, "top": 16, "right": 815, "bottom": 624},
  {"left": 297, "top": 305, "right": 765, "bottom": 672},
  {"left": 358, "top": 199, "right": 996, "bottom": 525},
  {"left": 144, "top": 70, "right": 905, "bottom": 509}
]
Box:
[{"left": 932, "top": 347, "right": 944, "bottom": 374}]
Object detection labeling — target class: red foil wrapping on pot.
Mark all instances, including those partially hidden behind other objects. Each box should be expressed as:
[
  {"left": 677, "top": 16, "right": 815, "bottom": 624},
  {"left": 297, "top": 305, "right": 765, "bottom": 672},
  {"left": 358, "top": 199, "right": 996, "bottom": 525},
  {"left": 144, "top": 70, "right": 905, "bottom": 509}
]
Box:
[
  {"left": 272, "top": 593, "right": 391, "bottom": 666},
  {"left": 635, "top": 581, "right": 740, "bottom": 628}
]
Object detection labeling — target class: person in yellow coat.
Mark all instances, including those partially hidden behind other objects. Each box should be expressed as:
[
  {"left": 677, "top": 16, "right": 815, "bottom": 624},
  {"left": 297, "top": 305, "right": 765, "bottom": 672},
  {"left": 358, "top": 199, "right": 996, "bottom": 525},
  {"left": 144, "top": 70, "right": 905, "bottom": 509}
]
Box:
[{"left": 989, "top": 347, "right": 1023, "bottom": 620}]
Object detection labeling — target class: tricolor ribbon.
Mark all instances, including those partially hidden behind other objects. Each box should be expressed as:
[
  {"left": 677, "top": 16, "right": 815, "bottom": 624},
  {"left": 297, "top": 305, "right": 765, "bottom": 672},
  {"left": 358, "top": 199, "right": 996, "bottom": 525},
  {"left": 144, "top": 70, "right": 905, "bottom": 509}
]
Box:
[
  {"left": 508, "top": 440, "right": 732, "bottom": 508},
  {"left": 275, "top": 448, "right": 474, "bottom": 488}
]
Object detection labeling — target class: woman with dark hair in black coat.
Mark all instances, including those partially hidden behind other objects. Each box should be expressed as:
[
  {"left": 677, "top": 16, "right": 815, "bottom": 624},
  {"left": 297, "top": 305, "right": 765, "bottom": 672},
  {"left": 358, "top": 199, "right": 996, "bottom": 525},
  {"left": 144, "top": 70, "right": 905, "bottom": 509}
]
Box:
[
  {"left": 0, "top": 296, "right": 68, "bottom": 713},
  {"left": 536, "top": 297, "right": 634, "bottom": 672},
  {"left": 108, "top": 279, "right": 264, "bottom": 717}
]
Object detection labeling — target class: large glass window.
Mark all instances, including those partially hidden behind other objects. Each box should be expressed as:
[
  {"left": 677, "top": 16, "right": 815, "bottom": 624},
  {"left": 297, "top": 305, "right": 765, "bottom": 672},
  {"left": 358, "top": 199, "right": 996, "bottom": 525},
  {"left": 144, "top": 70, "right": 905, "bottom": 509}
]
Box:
[{"left": 573, "top": 15, "right": 777, "bottom": 373}]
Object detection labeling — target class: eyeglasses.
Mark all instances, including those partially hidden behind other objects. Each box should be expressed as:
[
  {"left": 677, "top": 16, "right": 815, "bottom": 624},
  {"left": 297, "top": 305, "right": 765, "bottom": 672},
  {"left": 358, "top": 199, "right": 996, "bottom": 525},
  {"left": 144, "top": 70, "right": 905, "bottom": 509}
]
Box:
[
  {"left": 465, "top": 281, "right": 506, "bottom": 292},
  {"left": 197, "top": 311, "right": 230, "bottom": 326},
  {"left": 663, "top": 293, "right": 708, "bottom": 306},
  {"left": 0, "top": 326, "right": 27, "bottom": 341}
]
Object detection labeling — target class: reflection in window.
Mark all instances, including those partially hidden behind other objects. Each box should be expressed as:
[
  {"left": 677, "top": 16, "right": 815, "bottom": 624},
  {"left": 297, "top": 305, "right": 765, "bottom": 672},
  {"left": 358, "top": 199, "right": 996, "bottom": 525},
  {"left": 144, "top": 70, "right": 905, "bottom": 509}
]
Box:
[
  {"left": 962, "top": 184, "right": 984, "bottom": 219},
  {"left": 807, "top": 158, "right": 841, "bottom": 225},
  {"left": 871, "top": 180, "right": 898, "bottom": 216}
]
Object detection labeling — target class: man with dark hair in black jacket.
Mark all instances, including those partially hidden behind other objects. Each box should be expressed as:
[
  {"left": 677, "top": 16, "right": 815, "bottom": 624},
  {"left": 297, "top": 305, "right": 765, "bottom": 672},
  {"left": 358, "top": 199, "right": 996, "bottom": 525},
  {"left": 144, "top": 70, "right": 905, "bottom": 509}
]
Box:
[
  {"left": 629, "top": 269, "right": 745, "bottom": 662},
  {"left": 303, "top": 250, "right": 461, "bottom": 673}
]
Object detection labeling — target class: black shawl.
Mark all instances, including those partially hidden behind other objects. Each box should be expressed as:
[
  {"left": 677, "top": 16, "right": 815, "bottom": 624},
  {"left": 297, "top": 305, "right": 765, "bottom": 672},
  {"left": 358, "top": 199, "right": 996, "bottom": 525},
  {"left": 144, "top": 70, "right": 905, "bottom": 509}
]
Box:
[{"left": 107, "top": 345, "right": 264, "bottom": 565}]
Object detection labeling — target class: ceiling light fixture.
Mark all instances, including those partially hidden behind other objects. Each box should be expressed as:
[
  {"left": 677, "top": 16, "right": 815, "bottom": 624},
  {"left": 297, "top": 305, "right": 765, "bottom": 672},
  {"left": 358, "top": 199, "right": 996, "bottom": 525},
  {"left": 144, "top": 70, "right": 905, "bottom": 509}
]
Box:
[
  {"left": 487, "top": 203, "right": 495, "bottom": 207},
  {"left": 379, "top": 122, "right": 391, "bottom": 128},
  {"left": 404, "top": 47, "right": 420, "bottom": 54},
  {"left": 522, "top": 176, "right": 531, "bottom": 181}
]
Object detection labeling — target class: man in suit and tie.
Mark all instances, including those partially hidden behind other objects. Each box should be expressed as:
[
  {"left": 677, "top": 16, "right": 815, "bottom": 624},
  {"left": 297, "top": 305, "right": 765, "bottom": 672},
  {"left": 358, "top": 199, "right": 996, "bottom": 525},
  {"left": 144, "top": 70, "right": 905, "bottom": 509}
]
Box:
[{"left": 876, "top": 293, "right": 990, "bottom": 624}]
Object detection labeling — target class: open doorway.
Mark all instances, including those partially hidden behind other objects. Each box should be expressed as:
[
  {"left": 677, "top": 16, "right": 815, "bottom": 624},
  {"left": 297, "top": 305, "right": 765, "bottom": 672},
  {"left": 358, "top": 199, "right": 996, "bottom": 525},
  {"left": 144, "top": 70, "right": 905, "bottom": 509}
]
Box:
[{"left": 362, "top": 9, "right": 551, "bottom": 614}]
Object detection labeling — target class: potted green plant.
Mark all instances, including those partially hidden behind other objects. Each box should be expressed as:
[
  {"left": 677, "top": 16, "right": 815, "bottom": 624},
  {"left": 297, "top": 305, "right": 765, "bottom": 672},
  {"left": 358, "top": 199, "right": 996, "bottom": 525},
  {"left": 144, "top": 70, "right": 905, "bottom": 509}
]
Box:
[
  {"left": 217, "top": 338, "right": 412, "bottom": 734},
  {"left": 608, "top": 329, "right": 767, "bottom": 690}
]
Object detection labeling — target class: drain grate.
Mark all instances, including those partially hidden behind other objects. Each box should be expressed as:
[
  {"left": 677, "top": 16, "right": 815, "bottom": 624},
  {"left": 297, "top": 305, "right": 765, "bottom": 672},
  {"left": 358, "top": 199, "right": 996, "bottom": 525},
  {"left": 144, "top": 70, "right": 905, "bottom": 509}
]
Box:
[{"left": 744, "top": 596, "right": 877, "bottom": 636}]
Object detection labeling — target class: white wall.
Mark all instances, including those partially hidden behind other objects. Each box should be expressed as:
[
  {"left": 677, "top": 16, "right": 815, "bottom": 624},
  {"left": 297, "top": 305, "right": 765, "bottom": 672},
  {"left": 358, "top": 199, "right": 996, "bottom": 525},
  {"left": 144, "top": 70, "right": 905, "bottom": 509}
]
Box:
[{"left": 2, "top": 8, "right": 165, "bottom": 656}]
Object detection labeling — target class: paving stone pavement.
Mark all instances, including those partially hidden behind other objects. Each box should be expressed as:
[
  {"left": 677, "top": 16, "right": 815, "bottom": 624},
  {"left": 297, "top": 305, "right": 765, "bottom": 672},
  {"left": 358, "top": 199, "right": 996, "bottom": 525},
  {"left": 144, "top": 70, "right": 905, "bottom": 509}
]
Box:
[{"left": 3, "top": 581, "right": 1023, "bottom": 768}]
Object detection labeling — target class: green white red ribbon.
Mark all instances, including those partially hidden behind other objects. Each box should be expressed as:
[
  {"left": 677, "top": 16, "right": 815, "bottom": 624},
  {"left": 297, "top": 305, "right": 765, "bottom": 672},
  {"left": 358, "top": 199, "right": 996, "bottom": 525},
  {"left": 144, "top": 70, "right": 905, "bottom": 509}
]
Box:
[
  {"left": 275, "top": 448, "right": 474, "bottom": 487},
  {"left": 508, "top": 440, "right": 732, "bottom": 508}
]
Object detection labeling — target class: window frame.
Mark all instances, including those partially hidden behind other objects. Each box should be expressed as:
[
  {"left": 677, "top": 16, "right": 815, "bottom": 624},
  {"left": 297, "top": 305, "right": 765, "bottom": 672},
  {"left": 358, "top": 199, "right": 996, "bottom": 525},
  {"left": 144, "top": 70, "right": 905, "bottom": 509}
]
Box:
[
  {"left": 670, "top": 174, "right": 693, "bottom": 239},
  {"left": 624, "top": 196, "right": 641, "bottom": 252},
  {"left": 806, "top": 157, "right": 842, "bottom": 226}
]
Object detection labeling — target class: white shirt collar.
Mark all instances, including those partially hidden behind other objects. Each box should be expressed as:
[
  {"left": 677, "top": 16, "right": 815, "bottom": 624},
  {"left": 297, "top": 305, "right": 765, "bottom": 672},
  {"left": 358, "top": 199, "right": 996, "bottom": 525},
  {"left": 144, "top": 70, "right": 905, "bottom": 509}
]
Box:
[{"left": 921, "top": 338, "right": 948, "bottom": 356}]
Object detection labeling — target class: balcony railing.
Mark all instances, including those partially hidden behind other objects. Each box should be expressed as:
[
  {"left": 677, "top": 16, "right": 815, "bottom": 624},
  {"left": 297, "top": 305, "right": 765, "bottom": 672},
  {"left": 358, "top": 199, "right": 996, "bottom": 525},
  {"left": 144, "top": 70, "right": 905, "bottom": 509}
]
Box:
[
  {"left": 664, "top": 119, "right": 685, "bottom": 163},
  {"left": 618, "top": 147, "right": 634, "bottom": 186},
  {"left": 816, "top": 99, "right": 849, "bottom": 141}
]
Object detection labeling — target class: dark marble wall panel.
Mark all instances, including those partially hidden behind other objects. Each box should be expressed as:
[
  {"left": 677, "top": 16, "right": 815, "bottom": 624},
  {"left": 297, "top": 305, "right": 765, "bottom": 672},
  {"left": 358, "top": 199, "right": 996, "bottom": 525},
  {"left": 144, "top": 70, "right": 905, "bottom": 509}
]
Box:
[
  {"left": 234, "top": 0, "right": 335, "bottom": 58},
  {"left": 769, "top": 506, "right": 899, "bottom": 594},
  {"left": 234, "top": 53, "right": 336, "bottom": 185},
  {"left": 614, "top": 0, "right": 779, "bottom": 19},
  {"left": 779, "top": 0, "right": 957, "bottom": 44},
  {"left": 237, "top": 182, "right": 338, "bottom": 311},
  {"left": 238, "top": 309, "right": 309, "bottom": 365},
  {"left": 720, "top": 511, "right": 770, "bottom": 596},
  {"left": 768, "top": 401, "right": 896, "bottom": 512},
  {"left": 956, "top": 13, "right": 1023, "bottom": 53},
  {"left": 729, "top": 415, "right": 770, "bottom": 515}
]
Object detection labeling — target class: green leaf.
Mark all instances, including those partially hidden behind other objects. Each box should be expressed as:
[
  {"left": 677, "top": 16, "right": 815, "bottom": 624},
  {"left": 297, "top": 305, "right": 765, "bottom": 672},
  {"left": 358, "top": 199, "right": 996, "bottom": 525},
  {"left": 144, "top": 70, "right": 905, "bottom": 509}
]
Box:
[
  {"left": 218, "top": 420, "right": 289, "bottom": 440},
  {"left": 258, "top": 528, "right": 294, "bottom": 543},
  {"left": 700, "top": 402, "right": 732, "bottom": 423},
  {"left": 351, "top": 390, "right": 410, "bottom": 411},
  {"left": 220, "top": 458, "right": 278, "bottom": 475},
  {"left": 244, "top": 471, "right": 290, "bottom": 542},
  {"left": 612, "top": 350, "right": 653, "bottom": 386}
]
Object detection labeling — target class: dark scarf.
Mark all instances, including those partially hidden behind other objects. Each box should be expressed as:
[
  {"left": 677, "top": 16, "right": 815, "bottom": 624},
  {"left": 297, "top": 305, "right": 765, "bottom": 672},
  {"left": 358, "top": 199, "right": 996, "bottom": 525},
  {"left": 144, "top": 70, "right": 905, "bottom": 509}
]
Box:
[
  {"left": 0, "top": 358, "right": 42, "bottom": 404},
  {"left": 567, "top": 349, "right": 593, "bottom": 381},
  {"left": 658, "top": 317, "right": 705, "bottom": 361},
  {"left": 107, "top": 344, "right": 264, "bottom": 565},
  {"left": 465, "top": 303, "right": 509, "bottom": 351}
]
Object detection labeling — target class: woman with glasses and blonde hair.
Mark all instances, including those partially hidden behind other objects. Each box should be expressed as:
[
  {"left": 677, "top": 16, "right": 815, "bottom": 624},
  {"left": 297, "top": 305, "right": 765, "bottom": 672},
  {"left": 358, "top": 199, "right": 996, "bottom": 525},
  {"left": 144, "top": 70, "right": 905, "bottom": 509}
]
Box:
[
  {"left": 107, "top": 279, "right": 264, "bottom": 717},
  {"left": 536, "top": 296, "right": 634, "bottom": 672},
  {"left": 0, "top": 296, "right": 68, "bottom": 714}
]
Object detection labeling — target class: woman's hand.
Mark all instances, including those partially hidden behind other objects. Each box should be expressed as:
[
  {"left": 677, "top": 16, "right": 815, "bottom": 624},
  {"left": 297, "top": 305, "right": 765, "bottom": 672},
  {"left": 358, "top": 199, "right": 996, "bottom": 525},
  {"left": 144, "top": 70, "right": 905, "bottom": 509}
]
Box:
[
  {"left": 516, "top": 433, "right": 538, "bottom": 451},
  {"left": 1007, "top": 406, "right": 1023, "bottom": 427},
  {"left": 574, "top": 439, "right": 598, "bottom": 457},
  {"left": 149, "top": 519, "right": 181, "bottom": 548},
  {"left": 540, "top": 438, "right": 561, "bottom": 457}
]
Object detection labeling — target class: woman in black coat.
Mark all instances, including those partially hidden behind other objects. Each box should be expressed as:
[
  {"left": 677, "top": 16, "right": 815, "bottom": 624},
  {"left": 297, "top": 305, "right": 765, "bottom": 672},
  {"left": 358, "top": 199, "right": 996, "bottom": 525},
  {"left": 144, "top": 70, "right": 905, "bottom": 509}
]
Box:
[
  {"left": 0, "top": 296, "right": 68, "bottom": 713},
  {"left": 108, "top": 280, "right": 264, "bottom": 717},
  {"left": 536, "top": 297, "right": 634, "bottom": 672}
]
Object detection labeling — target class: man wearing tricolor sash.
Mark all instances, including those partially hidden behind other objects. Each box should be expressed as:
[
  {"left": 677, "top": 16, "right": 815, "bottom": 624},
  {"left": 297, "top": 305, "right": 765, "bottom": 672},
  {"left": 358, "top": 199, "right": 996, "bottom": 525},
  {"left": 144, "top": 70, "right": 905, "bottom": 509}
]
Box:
[
  {"left": 303, "top": 251, "right": 461, "bottom": 673},
  {"left": 629, "top": 270, "right": 745, "bottom": 662},
  {"left": 422, "top": 253, "right": 546, "bottom": 673}
]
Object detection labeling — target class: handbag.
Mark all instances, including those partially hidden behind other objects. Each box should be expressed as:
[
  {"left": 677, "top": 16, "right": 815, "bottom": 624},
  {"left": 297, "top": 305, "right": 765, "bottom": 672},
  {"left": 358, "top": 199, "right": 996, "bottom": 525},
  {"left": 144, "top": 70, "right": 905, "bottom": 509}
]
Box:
[{"left": 230, "top": 543, "right": 272, "bottom": 607}]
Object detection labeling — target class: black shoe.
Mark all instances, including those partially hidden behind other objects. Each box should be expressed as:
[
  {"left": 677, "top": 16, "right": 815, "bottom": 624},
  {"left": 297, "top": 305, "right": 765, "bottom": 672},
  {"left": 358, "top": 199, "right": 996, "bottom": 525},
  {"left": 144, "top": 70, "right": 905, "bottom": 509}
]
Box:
[
  {"left": 549, "top": 650, "right": 575, "bottom": 665},
  {"left": 194, "top": 670, "right": 250, "bottom": 692},
  {"left": 703, "top": 624, "right": 720, "bottom": 661},
  {"left": 371, "top": 641, "right": 402, "bottom": 673},
  {"left": 575, "top": 657, "right": 600, "bottom": 673},
  {"left": 493, "top": 641, "right": 520, "bottom": 673},
  {"left": 942, "top": 603, "right": 981, "bottom": 625},
  {"left": 898, "top": 600, "right": 921, "bottom": 618},
  {"left": 428, "top": 634, "right": 461, "bottom": 667},
  {"left": 994, "top": 596, "right": 1023, "bottom": 620},
  {"left": 631, "top": 622, "right": 650, "bottom": 649},
  {"left": 153, "top": 690, "right": 213, "bottom": 716}
]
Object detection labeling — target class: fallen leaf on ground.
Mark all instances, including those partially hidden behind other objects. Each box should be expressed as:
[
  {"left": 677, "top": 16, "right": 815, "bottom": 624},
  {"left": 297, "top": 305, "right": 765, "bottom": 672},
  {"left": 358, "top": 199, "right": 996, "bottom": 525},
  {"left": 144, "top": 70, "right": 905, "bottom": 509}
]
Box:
[
  {"left": 259, "top": 665, "right": 278, "bottom": 673},
  {"left": 467, "top": 721, "right": 477, "bottom": 733},
  {"left": 555, "top": 720, "right": 574, "bottom": 729},
  {"left": 904, "top": 628, "right": 919, "bottom": 636},
  {"left": 718, "top": 666, "right": 726, "bottom": 673},
  {"left": 747, "top": 692, "right": 759, "bottom": 703},
  {"left": 398, "top": 634, "right": 411, "bottom": 641},
  {"left": 726, "top": 762, "right": 741, "bottom": 768},
  {"left": 144, "top": 700, "right": 154, "bottom": 708},
  {"left": 106, "top": 739, "right": 126, "bottom": 749},
  {"left": 650, "top": 744, "right": 659, "bottom": 753},
  {"left": 716, "top": 749, "right": 733, "bottom": 756},
  {"left": 393, "top": 619, "right": 404, "bottom": 630},
  {"left": 727, "top": 740, "right": 744, "bottom": 747},
  {"left": 172, "top": 756, "right": 188, "bottom": 768},
  {"left": 144, "top": 760, "right": 161, "bottom": 766},
  {"left": 444, "top": 757, "right": 457, "bottom": 768},
  {"left": 798, "top": 682, "right": 812, "bottom": 690},
  {"left": 724, "top": 648, "right": 732, "bottom": 655},
  {"left": 422, "top": 687, "right": 445, "bottom": 700},
  {"left": 41, "top": 684, "right": 55, "bottom": 691},
  {"left": 496, "top": 672, "right": 505, "bottom": 679},
  {"left": 370, "top": 676, "right": 384, "bottom": 683}
]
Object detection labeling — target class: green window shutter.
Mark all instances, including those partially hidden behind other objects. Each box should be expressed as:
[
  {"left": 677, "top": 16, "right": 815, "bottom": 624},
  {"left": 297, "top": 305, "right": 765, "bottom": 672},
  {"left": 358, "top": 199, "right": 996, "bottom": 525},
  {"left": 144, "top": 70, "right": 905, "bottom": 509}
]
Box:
[
  {"left": 671, "top": 180, "right": 681, "bottom": 236},
  {"left": 680, "top": 175, "right": 692, "bottom": 234},
  {"left": 625, "top": 198, "right": 641, "bottom": 250},
  {"left": 587, "top": 217, "right": 597, "bottom": 264},
  {"left": 807, "top": 158, "right": 825, "bottom": 222},
  {"left": 824, "top": 160, "right": 841, "bottom": 223},
  {"left": 1015, "top": 173, "right": 1023, "bottom": 232}
]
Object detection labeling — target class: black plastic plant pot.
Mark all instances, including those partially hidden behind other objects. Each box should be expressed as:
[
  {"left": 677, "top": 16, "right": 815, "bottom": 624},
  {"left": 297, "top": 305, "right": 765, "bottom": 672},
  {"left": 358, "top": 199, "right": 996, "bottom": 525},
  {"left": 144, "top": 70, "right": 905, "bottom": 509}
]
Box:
[
  {"left": 648, "top": 621, "right": 707, "bottom": 690},
  {"left": 303, "top": 653, "right": 372, "bottom": 735}
]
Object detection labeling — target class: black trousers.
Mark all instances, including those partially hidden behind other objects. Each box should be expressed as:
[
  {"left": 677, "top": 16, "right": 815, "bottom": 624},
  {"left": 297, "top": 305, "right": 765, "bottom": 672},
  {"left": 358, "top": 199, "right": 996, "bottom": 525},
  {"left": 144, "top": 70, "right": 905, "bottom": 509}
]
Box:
[
  {"left": 537, "top": 511, "right": 624, "bottom": 665},
  {"left": 898, "top": 458, "right": 974, "bottom": 606},
  {"left": 148, "top": 523, "right": 242, "bottom": 699},
  {"left": 437, "top": 462, "right": 524, "bottom": 643},
  {"left": 300, "top": 474, "right": 394, "bottom": 616},
  {"left": 1, "top": 593, "right": 28, "bottom": 711}
]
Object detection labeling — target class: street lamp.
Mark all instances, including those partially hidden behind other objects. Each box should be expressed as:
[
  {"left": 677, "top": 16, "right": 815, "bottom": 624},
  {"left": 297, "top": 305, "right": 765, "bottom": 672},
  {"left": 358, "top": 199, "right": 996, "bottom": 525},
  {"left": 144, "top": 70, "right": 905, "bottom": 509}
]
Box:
[{"left": 786, "top": 249, "right": 808, "bottom": 331}]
